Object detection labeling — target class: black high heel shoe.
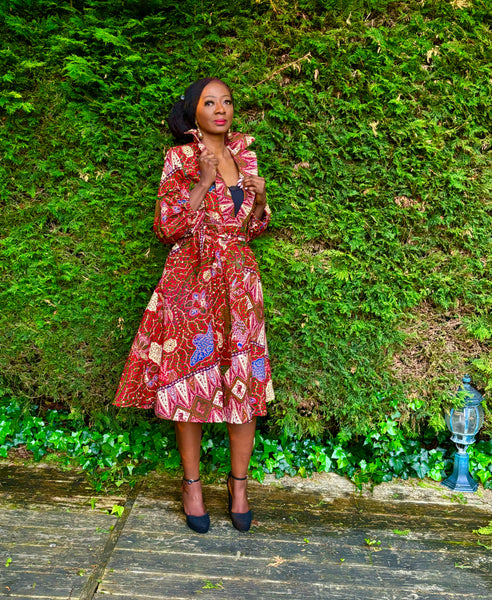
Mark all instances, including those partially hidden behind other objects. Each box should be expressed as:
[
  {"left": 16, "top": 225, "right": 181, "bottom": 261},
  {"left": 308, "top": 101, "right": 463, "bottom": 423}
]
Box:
[
  {"left": 227, "top": 473, "right": 252, "bottom": 532},
  {"left": 182, "top": 477, "right": 210, "bottom": 534}
]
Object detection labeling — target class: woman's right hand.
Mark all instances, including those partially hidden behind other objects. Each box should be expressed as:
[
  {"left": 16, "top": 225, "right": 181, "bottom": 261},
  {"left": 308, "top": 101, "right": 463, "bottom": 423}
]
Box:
[{"left": 198, "top": 149, "right": 218, "bottom": 189}]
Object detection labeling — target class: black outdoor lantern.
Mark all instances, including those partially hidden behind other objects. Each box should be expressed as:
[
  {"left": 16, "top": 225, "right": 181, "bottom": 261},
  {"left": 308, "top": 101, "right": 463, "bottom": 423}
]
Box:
[{"left": 442, "top": 376, "right": 485, "bottom": 493}]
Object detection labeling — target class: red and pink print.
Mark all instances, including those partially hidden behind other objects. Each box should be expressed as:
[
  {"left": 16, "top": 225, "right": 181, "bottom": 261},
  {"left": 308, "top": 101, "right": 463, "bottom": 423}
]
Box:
[{"left": 114, "top": 131, "right": 274, "bottom": 424}]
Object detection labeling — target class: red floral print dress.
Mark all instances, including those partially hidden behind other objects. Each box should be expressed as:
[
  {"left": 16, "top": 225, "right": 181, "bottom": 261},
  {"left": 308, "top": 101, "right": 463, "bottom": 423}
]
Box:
[{"left": 113, "top": 131, "right": 274, "bottom": 423}]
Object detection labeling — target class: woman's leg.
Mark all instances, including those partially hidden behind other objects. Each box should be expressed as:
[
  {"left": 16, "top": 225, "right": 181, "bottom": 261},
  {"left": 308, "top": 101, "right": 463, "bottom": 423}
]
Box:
[
  {"left": 226, "top": 418, "right": 256, "bottom": 513},
  {"left": 175, "top": 422, "right": 207, "bottom": 517}
]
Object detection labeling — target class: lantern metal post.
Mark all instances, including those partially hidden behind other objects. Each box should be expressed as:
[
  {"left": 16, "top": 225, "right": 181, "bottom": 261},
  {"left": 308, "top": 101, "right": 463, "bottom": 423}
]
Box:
[{"left": 442, "top": 376, "right": 485, "bottom": 493}]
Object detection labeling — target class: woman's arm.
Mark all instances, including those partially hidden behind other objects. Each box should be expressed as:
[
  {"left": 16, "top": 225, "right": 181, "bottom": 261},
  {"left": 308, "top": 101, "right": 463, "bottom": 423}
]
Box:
[
  {"left": 154, "top": 147, "right": 220, "bottom": 243},
  {"left": 242, "top": 174, "right": 270, "bottom": 241},
  {"left": 153, "top": 149, "right": 203, "bottom": 244},
  {"left": 243, "top": 174, "right": 267, "bottom": 219},
  {"left": 188, "top": 148, "right": 218, "bottom": 210}
]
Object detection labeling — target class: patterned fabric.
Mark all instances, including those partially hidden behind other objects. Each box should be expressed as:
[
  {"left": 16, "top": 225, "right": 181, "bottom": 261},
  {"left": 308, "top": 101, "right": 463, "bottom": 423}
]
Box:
[{"left": 114, "top": 130, "right": 274, "bottom": 424}]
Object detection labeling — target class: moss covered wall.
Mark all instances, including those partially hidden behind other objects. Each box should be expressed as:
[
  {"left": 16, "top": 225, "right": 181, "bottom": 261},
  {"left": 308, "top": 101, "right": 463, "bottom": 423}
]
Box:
[{"left": 1, "top": 0, "right": 490, "bottom": 437}]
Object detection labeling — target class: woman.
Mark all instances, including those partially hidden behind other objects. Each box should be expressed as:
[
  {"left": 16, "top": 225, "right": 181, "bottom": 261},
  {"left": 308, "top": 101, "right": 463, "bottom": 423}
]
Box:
[{"left": 114, "top": 77, "right": 274, "bottom": 534}]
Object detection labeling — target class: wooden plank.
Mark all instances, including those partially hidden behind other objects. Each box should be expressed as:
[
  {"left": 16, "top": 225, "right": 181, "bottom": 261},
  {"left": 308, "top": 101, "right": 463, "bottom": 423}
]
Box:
[
  {"left": 97, "top": 547, "right": 491, "bottom": 592},
  {"left": 95, "top": 593, "right": 490, "bottom": 600},
  {"left": 120, "top": 512, "right": 486, "bottom": 548},
  {"left": 0, "top": 544, "right": 108, "bottom": 569},
  {"left": 0, "top": 509, "right": 118, "bottom": 529},
  {"left": 96, "top": 571, "right": 491, "bottom": 600},
  {"left": 1, "top": 570, "right": 87, "bottom": 599},
  {"left": 107, "top": 527, "right": 491, "bottom": 567},
  {"left": 0, "top": 527, "right": 111, "bottom": 546},
  {"left": 139, "top": 474, "right": 492, "bottom": 520},
  {"left": 130, "top": 481, "right": 491, "bottom": 536},
  {"left": 118, "top": 499, "right": 488, "bottom": 545},
  {"left": 0, "top": 465, "right": 126, "bottom": 512},
  {"left": 0, "top": 506, "right": 117, "bottom": 600},
  {"left": 0, "top": 597, "right": 71, "bottom": 600}
]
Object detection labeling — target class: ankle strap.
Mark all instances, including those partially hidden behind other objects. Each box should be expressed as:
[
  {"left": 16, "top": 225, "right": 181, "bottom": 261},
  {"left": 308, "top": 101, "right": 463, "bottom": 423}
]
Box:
[
  {"left": 229, "top": 473, "right": 248, "bottom": 481},
  {"left": 183, "top": 477, "right": 201, "bottom": 485}
]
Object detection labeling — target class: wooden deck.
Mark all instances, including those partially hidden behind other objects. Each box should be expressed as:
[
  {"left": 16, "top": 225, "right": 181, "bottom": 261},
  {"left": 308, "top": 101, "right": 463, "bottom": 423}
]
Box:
[{"left": 1, "top": 464, "right": 491, "bottom": 599}]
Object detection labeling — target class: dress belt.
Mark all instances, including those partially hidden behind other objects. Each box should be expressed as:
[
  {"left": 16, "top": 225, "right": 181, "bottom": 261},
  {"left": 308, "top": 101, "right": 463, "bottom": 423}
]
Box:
[
  {"left": 174, "top": 227, "right": 246, "bottom": 254},
  {"left": 214, "top": 232, "right": 246, "bottom": 243},
  {"left": 200, "top": 226, "right": 246, "bottom": 245}
]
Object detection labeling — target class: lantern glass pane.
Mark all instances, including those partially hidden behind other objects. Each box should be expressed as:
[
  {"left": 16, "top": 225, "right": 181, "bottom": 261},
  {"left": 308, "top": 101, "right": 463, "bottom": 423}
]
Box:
[
  {"left": 445, "top": 412, "right": 452, "bottom": 432},
  {"left": 477, "top": 405, "right": 485, "bottom": 430},
  {"left": 449, "top": 406, "right": 481, "bottom": 436}
]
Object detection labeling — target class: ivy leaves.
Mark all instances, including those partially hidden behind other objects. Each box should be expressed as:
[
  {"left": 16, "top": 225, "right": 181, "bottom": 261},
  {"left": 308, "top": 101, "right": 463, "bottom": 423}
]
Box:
[{"left": 2, "top": 397, "right": 491, "bottom": 491}]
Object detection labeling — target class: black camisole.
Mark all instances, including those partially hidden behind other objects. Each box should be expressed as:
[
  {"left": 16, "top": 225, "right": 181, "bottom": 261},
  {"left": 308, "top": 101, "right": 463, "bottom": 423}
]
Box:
[{"left": 229, "top": 185, "right": 244, "bottom": 217}]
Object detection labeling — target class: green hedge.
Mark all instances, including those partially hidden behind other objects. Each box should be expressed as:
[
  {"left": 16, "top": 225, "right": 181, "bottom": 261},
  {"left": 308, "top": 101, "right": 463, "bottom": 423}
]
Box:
[{"left": 1, "top": 0, "right": 490, "bottom": 438}]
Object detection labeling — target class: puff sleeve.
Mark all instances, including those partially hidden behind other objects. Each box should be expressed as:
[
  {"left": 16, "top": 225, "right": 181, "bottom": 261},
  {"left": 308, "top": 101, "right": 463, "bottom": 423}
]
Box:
[{"left": 153, "top": 147, "right": 203, "bottom": 244}]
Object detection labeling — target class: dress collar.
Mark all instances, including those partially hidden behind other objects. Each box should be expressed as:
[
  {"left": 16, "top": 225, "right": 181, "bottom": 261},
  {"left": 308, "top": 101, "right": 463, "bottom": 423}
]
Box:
[{"left": 184, "top": 129, "right": 255, "bottom": 155}]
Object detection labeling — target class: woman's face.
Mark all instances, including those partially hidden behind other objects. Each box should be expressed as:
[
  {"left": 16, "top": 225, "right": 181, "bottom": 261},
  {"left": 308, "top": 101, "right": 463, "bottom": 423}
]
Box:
[{"left": 194, "top": 81, "right": 233, "bottom": 137}]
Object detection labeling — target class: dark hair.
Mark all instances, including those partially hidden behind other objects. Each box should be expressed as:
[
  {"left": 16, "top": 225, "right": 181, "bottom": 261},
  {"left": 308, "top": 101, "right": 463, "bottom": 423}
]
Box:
[{"left": 168, "top": 77, "right": 233, "bottom": 143}]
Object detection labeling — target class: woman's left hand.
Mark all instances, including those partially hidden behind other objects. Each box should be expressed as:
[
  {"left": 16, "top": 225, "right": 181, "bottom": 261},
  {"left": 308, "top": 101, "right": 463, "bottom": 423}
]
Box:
[{"left": 243, "top": 175, "right": 267, "bottom": 206}]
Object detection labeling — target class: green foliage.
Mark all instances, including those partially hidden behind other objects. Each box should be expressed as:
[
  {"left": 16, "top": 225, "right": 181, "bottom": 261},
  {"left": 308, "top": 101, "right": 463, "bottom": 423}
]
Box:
[
  {"left": 473, "top": 520, "right": 492, "bottom": 536},
  {"left": 251, "top": 397, "right": 464, "bottom": 486},
  {"left": 2, "top": 395, "right": 491, "bottom": 490},
  {"left": 0, "top": 395, "right": 174, "bottom": 490},
  {"left": 0, "top": 0, "right": 490, "bottom": 438}
]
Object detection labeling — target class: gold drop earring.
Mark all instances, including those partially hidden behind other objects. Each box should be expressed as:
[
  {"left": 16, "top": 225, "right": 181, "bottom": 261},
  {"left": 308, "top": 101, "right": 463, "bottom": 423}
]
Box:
[{"left": 195, "top": 123, "right": 203, "bottom": 140}]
